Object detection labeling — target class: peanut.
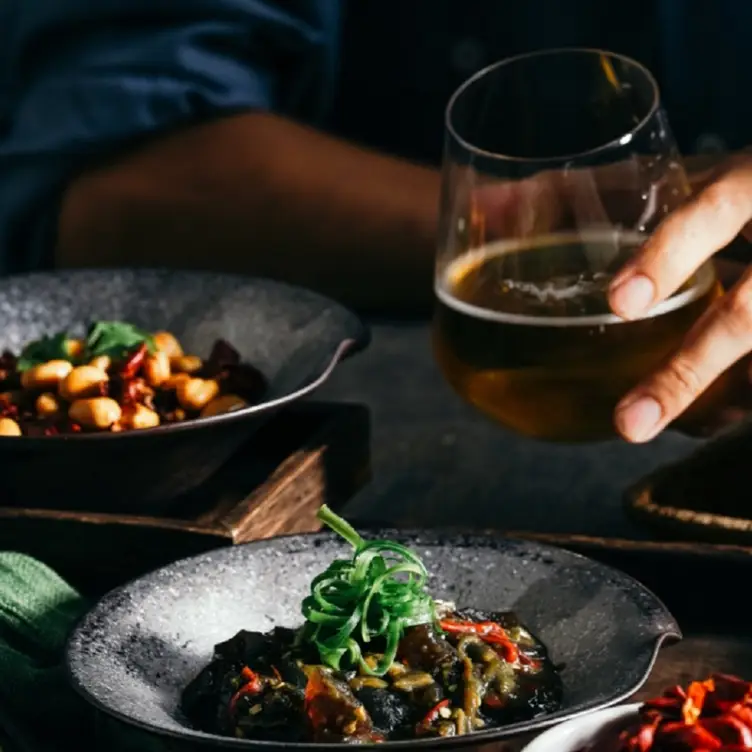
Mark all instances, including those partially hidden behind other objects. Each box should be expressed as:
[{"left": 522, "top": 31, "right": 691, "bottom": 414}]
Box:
[
  {"left": 143, "top": 351, "right": 170, "bottom": 386},
  {"left": 153, "top": 331, "right": 183, "bottom": 358},
  {"left": 0, "top": 417, "right": 21, "bottom": 436},
  {"left": 59, "top": 365, "right": 109, "bottom": 402},
  {"left": 64, "top": 339, "right": 85, "bottom": 359},
  {"left": 123, "top": 403, "right": 160, "bottom": 430},
  {"left": 69, "top": 398, "right": 121, "bottom": 429},
  {"left": 170, "top": 355, "right": 202, "bottom": 374},
  {"left": 176, "top": 378, "right": 219, "bottom": 411},
  {"left": 36, "top": 392, "right": 61, "bottom": 418},
  {"left": 163, "top": 373, "right": 190, "bottom": 390},
  {"left": 88, "top": 355, "right": 111, "bottom": 372},
  {"left": 21, "top": 360, "right": 73, "bottom": 391},
  {"left": 200, "top": 394, "right": 248, "bottom": 418}
]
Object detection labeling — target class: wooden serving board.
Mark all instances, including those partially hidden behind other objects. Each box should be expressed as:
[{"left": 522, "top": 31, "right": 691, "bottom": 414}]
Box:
[{"left": 3, "top": 401, "right": 371, "bottom": 595}]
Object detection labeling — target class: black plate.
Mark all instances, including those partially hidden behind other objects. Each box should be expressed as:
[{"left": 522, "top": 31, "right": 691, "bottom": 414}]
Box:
[
  {"left": 0, "top": 268, "right": 368, "bottom": 512},
  {"left": 65, "top": 531, "right": 680, "bottom": 751}
]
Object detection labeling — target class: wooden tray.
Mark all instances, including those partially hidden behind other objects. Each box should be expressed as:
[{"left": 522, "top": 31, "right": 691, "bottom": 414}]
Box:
[
  {"left": 4, "top": 401, "right": 371, "bottom": 595},
  {"left": 623, "top": 417, "right": 752, "bottom": 545}
]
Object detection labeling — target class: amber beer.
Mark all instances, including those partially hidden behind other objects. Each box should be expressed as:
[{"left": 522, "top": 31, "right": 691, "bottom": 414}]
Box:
[{"left": 433, "top": 230, "right": 721, "bottom": 442}]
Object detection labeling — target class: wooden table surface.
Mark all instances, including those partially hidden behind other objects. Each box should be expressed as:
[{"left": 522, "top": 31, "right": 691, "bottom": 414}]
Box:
[
  {"left": 640, "top": 632, "right": 752, "bottom": 699},
  {"left": 319, "top": 319, "right": 703, "bottom": 538}
]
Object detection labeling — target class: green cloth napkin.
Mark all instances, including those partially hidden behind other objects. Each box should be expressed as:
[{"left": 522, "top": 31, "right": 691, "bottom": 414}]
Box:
[{"left": 0, "top": 552, "right": 89, "bottom": 731}]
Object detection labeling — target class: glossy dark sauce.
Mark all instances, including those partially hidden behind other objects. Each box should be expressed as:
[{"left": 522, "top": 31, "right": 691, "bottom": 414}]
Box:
[{"left": 181, "top": 608, "right": 562, "bottom": 743}]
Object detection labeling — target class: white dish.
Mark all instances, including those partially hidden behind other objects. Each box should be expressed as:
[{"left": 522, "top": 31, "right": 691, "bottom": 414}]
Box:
[{"left": 521, "top": 703, "right": 640, "bottom": 752}]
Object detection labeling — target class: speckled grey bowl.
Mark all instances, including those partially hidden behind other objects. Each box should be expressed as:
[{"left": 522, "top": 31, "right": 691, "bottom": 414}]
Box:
[
  {"left": 0, "top": 269, "right": 368, "bottom": 512},
  {"left": 66, "top": 531, "right": 681, "bottom": 751}
]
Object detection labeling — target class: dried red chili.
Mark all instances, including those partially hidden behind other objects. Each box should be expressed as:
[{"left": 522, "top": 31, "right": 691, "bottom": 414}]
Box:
[
  {"left": 439, "top": 619, "right": 519, "bottom": 663},
  {"left": 119, "top": 377, "right": 151, "bottom": 406},
  {"left": 228, "top": 666, "right": 263, "bottom": 715},
  {"left": 0, "top": 393, "right": 18, "bottom": 419},
  {"left": 616, "top": 675, "right": 752, "bottom": 752},
  {"left": 119, "top": 343, "right": 148, "bottom": 379},
  {"left": 483, "top": 693, "right": 504, "bottom": 710},
  {"left": 415, "top": 699, "right": 450, "bottom": 735}
]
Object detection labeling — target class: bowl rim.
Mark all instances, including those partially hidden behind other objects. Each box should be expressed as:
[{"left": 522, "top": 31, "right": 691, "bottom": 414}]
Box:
[
  {"left": 0, "top": 267, "right": 370, "bottom": 443},
  {"left": 520, "top": 702, "right": 641, "bottom": 752},
  {"left": 64, "top": 530, "right": 680, "bottom": 750}
]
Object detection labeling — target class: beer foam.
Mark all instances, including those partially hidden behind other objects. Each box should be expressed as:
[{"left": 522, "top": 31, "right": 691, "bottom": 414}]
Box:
[
  {"left": 500, "top": 272, "right": 612, "bottom": 305},
  {"left": 436, "top": 230, "right": 715, "bottom": 327}
]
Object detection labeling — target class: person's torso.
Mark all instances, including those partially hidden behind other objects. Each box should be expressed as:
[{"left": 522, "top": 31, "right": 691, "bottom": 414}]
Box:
[{"left": 328, "top": 0, "right": 751, "bottom": 166}]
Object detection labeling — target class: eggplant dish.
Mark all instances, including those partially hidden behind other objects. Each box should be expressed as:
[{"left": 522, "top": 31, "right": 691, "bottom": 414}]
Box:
[
  {"left": 0, "top": 320, "right": 265, "bottom": 436},
  {"left": 181, "top": 507, "right": 562, "bottom": 743}
]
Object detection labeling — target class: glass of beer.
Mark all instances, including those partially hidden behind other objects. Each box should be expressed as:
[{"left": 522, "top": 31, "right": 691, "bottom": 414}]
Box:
[{"left": 433, "top": 48, "right": 721, "bottom": 442}]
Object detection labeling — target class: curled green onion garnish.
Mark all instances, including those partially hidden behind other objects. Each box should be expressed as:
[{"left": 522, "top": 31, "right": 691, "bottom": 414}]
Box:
[{"left": 301, "top": 505, "right": 437, "bottom": 677}]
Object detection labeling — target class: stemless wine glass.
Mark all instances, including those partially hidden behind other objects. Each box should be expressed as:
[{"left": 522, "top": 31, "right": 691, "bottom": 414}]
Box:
[{"left": 433, "top": 48, "right": 722, "bottom": 443}]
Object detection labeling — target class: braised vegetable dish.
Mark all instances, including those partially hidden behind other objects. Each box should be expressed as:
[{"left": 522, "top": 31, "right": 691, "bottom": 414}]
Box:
[
  {"left": 0, "top": 321, "right": 265, "bottom": 436},
  {"left": 600, "top": 674, "right": 752, "bottom": 752},
  {"left": 181, "top": 506, "right": 562, "bottom": 743}
]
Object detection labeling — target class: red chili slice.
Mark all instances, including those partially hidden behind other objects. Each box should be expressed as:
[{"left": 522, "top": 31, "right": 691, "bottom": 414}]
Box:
[
  {"left": 416, "top": 699, "right": 450, "bottom": 735},
  {"left": 439, "top": 619, "right": 519, "bottom": 663},
  {"left": 228, "top": 666, "right": 263, "bottom": 715},
  {"left": 120, "top": 343, "right": 148, "bottom": 379},
  {"left": 484, "top": 693, "right": 504, "bottom": 709}
]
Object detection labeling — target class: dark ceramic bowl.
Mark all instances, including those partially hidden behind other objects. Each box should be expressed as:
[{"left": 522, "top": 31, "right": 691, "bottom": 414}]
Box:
[
  {"left": 0, "top": 269, "right": 368, "bottom": 512},
  {"left": 66, "top": 531, "right": 681, "bottom": 752}
]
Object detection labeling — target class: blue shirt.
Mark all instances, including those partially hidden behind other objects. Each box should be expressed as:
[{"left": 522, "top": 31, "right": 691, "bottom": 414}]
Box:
[{"left": 0, "top": 0, "right": 749, "bottom": 273}]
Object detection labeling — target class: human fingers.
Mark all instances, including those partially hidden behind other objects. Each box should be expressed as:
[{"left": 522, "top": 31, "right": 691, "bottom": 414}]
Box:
[
  {"left": 671, "top": 356, "right": 752, "bottom": 438},
  {"left": 614, "top": 266, "right": 752, "bottom": 442},
  {"left": 608, "top": 157, "right": 752, "bottom": 320}
]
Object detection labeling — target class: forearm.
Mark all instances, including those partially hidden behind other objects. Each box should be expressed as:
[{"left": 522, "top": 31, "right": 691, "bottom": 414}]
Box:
[{"left": 57, "top": 113, "right": 441, "bottom": 315}]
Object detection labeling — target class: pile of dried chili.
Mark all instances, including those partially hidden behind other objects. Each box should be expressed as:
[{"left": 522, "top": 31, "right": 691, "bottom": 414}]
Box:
[{"left": 616, "top": 674, "right": 752, "bottom": 752}]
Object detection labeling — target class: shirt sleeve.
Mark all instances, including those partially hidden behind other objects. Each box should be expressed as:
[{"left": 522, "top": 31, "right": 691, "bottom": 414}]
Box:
[{"left": 0, "top": 0, "right": 340, "bottom": 274}]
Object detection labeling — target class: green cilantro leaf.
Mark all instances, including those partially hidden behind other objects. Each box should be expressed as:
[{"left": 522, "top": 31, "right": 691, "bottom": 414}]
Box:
[
  {"left": 85, "top": 321, "right": 155, "bottom": 360},
  {"left": 15, "top": 320, "right": 156, "bottom": 372},
  {"left": 16, "top": 332, "right": 70, "bottom": 372}
]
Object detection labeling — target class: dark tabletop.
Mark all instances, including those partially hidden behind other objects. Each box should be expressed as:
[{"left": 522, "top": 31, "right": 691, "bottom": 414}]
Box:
[{"left": 319, "top": 320, "right": 703, "bottom": 537}]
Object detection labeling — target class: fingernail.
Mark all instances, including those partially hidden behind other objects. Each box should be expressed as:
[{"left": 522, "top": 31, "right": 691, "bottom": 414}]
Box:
[
  {"left": 615, "top": 395, "right": 663, "bottom": 442},
  {"left": 609, "top": 274, "right": 655, "bottom": 319}
]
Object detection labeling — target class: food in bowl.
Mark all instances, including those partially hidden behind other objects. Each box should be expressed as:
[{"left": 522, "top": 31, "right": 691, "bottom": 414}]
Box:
[
  {"left": 181, "top": 506, "right": 563, "bottom": 743},
  {"left": 607, "top": 674, "right": 752, "bottom": 752},
  {"left": 0, "top": 321, "right": 266, "bottom": 436}
]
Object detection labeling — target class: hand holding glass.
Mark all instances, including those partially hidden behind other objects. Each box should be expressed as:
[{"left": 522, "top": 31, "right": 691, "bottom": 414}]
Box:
[{"left": 433, "top": 48, "right": 721, "bottom": 442}]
